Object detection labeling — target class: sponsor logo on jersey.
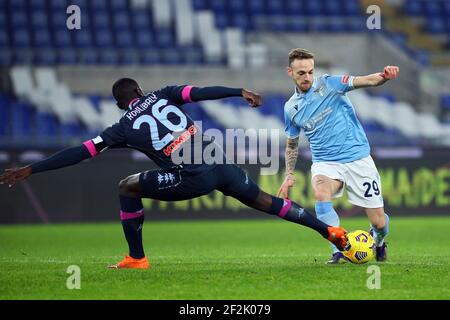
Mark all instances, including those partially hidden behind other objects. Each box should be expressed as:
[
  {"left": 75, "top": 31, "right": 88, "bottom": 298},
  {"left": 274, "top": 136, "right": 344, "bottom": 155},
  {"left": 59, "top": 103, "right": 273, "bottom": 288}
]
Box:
[{"left": 163, "top": 125, "right": 197, "bottom": 156}]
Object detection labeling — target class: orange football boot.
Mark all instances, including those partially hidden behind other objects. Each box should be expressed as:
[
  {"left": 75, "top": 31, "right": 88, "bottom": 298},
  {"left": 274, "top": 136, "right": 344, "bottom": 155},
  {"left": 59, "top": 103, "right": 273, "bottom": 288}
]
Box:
[
  {"left": 108, "top": 255, "right": 150, "bottom": 269},
  {"left": 327, "top": 226, "right": 348, "bottom": 251}
]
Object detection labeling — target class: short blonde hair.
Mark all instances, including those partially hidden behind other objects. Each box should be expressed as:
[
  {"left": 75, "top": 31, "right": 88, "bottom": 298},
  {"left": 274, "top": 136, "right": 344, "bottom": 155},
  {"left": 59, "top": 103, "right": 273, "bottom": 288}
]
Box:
[{"left": 288, "top": 48, "right": 314, "bottom": 66}]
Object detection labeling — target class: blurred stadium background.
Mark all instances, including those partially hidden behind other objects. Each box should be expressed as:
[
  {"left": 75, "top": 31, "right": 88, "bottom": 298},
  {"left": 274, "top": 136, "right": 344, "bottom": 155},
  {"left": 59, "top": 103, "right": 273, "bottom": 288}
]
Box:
[{"left": 0, "top": 0, "right": 449, "bottom": 223}]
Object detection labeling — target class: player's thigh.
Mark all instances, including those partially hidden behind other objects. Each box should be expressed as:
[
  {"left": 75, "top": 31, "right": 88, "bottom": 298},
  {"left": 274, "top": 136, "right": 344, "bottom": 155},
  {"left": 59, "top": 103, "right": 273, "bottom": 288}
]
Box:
[
  {"left": 138, "top": 167, "right": 217, "bottom": 201},
  {"left": 215, "top": 164, "right": 260, "bottom": 204},
  {"left": 344, "top": 156, "right": 384, "bottom": 209},
  {"left": 311, "top": 163, "right": 344, "bottom": 200}
]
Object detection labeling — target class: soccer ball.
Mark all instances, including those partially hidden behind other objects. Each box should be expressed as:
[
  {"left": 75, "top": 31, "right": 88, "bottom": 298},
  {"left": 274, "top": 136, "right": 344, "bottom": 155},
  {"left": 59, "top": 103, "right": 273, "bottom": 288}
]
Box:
[{"left": 343, "top": 230, "right": 375, "bottom": 264}]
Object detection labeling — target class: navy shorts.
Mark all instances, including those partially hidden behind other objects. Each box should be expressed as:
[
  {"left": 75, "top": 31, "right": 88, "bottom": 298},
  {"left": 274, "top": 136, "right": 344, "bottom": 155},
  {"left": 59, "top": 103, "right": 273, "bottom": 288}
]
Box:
[{"left": 138, "top": 164, "right": 260, "bottom": 203}]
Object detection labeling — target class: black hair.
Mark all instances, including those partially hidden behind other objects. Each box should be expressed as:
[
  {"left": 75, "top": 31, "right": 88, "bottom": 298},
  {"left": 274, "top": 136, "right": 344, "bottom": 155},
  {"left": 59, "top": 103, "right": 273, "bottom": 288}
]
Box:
[{"left": 112, "top": 78, "right": 141, "bottom": 109}]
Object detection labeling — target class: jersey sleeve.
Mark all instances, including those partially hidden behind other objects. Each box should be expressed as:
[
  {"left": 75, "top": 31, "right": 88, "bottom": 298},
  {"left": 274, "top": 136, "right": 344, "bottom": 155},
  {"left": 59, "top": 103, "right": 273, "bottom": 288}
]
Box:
[
  {"left": 160, "top": 85, "right": 193, "bottom": 106},
  {"left": 98, "top": 122, "right": 127, "bottom": 150},
  {"left": 284, "top": 109, "right": 301, "bottom": 139},
  {"left": 325, "top": 75, "right": 355, "bottom": 93}
]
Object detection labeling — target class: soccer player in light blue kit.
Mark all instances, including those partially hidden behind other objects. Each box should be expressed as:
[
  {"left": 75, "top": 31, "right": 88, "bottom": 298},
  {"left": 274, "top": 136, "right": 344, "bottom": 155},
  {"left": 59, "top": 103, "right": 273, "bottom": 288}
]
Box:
[{"left": 277, "top": 48, "right": 399, "bottom": 264}]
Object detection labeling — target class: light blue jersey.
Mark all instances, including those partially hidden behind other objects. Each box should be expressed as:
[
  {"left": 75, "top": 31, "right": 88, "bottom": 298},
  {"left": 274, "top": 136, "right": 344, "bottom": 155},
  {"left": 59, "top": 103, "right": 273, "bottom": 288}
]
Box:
[{"left": 284, "top": 74, "right": 370, "bottom": 163}]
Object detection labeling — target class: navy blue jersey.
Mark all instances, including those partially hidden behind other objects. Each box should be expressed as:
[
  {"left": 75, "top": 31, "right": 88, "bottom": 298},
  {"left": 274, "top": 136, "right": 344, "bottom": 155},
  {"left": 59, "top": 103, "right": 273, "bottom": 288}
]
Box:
[{"left": 90, "top": 85, "right": 222, "bottom": 172}]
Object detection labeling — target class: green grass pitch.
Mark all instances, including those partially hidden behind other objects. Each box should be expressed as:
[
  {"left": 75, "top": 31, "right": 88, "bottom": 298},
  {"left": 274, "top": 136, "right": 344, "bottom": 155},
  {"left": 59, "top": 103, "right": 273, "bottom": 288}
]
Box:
[{"left": 0, "top": 217, "right": 449, "bottom": 300}]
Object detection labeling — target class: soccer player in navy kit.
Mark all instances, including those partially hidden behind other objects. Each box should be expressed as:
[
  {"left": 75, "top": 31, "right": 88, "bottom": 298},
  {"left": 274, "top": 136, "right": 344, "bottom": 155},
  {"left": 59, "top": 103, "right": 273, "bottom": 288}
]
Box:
[{"left": 0, "top": 79, "right": 347, "bottom": 269}]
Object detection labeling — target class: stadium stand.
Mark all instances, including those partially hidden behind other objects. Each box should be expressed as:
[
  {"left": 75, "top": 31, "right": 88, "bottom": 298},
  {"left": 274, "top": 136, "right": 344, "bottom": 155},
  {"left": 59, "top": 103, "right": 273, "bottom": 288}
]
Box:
[{"left": 0, "top": 0, "right": 449, "bottom": 148}]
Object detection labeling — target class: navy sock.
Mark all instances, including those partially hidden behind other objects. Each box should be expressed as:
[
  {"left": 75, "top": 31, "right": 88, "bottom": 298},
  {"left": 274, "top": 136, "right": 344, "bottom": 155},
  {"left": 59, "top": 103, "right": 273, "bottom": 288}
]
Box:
[
  {"left": 273, "top": 197, "right": 329, "bottom": 238},
  {"left": 120, "top": 195, "right": 145, "bottom": 259}
]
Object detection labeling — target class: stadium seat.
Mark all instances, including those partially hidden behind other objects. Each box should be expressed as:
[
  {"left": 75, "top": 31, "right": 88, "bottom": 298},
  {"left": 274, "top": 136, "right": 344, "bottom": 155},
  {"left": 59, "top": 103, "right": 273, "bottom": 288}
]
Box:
[
  {"left": 34, "top": 49, "right": 58, "bottom": 65},
  {"left": 58, "top": 49, "right": 78, "bottom": 64},
  {"left": 54, "top": 30, "right": 73, "bottom": 48},
  {"left": 13, "top": 29, "right": 31, "bottom": 48}
]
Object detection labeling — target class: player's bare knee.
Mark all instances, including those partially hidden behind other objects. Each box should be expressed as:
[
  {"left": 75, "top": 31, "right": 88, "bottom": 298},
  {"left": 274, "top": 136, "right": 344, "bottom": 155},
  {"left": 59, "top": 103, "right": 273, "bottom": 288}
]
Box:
[{"left": 118, "top": 178, "right": 130, "bottom": 196}]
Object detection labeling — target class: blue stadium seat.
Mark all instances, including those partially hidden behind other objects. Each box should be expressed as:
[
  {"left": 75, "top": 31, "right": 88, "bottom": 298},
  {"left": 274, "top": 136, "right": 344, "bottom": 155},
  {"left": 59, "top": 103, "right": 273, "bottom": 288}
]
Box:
[
  {"left": 160, "top": 49, "right": 182, "bottom": 65},
  {"left": 285, "top": 0, "right": 305, "bottom": 15},
  {"left": 50, "top": 0, "right": 68, "bottom": 10},
  {"left": 248, "top": 0, "right": 266, "bottom": 14},
  {"left": 0, "top": 50, "right": 12, "bottom": 66},
  {"left": 58, "top": 49, "right": 78, "bottom": 64},
  {"left": 98, "top": 50, "right": 119, "bottom": 64},
  {"left": 0, "top": 30, "right": 9, "bottom": 47},
  {"left": 121, "top": 50, "right": 140, "bottom": 65},
  {"left": 229, "top": 0, "right": 246, "bottom": 12},
  {"left": 9, "top": 0, "right": 27, "bottom": 10},
  {"left": 135, "top": 31, "right": 154, "bottom": 48},
  {"left": 74, "top": 30, "right": 93, "bottom": 48},
  {"left": 70, "top": 0, "right": 88, "bottom": 8},
  {"left": 34, "top": 49, "right": 57, "bottom": 65},
  {"left": 111, "top": 0, "right": 129, "bottom": 11},
  {"left": 33, "top": 30, "right": 53, "bottom": 48},
  {"left": 31, "top": 11, "right": 49, "bottom": 28},
  {"left": 13, "top": 30, "right": 31, "bottom": 48},
  {"left": 267, "top": 0, "right": 285, "bottom": 14},
  {"left": 141, "top": 50, "right": 161, "bottom": 64},
  {"left": 79, "top": 49, "right": 99, "bottom": 64},
  {"left": 306, "top": 1, "right": 323, "bottom": 15},
  {"left": 214, "top": 13, "right": 229, "bottom": 30},
  {"left": 54, "top": 30, "right": 72, "bottom": 48},
  {"left": 182, "top": 46, "right": 203, "bottom": 64},
  {"left": 131, "top": 11, "right": 152, "bottom": 30},
  {"left": 289, "top": 17, "right": 309, "bottom": 32},
  {"left": 342, "top": 0, "right": 361, "bottom": 16},
  {"left": 323, "top": 0, "right": 343, "bottom": 16},
  {"left": 92, "top": 12, "right": 110, "bottom": 29},
  {"left": 95, "top": 29, "right": 114, "bottom": 47},
  {"left": 15, "top": 49, "right": 35, "bottom": 64},
  {"left": 11, "top": 101, "right": 34, "bottom": 137},
  {"left": 60, "top": 121, "right": 83, "bottom": 137},
  {"left": 30, "top": 0, "right": 47, "bottom": 10},
  {"left": 404, "top": 0, "right": 422, "bottom": 16},
  {"left": 0, "top": 94, "right": 10, "bottom": 136},
  {"left": 51, "top": 12, "right": 68, "bottom": 28},
  {"left": 0, "top": 12, "right": 6, "bottom": 28},
  {"left": 427, "top": 18, "right": 446, "bottom": 34},
  {"left": 192, "top": 0, "right": 208, "bottom": 10},
  {"left": 116, "top": 31, "right": 134, "bottom": 48},
  {"left": 231, "top": 14, "right": 252, "bottom": 30},
  {"left": 269, "top": 15, "right": 289, "bottom": 32},
  {"left": 112, "top": 12, "right": 130, "bottom": 30},
  {"left": 90, "top": 0, "right": 108, "bottom": 11},
  {"left": 35, "top": 112, "right": 59, "bottom": 137},
  {"left": 155, "top": 29, "right": 174, "bottom": 48},
  {"left": 441, "top": 94, "right": 450, "bottom": 110},
  {"left": 11, "top": 12, "right": 28, "bottom": 29},
  {"left": 423, "top": 1, "right": 442, "bottom": 17},
  {"left": 210, "top": 0, "right": 226, "bottom": 13}
]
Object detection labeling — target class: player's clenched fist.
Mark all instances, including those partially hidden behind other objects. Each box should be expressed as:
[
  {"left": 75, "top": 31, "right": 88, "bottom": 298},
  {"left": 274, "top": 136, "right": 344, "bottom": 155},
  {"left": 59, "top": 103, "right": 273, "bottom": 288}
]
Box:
[
  {"left": 0, "top": 167, "right": 32, "bottom": 187},
  {"left": 381, "top": 66, "right": 399, "bottom": 80},
  {"left": 242, "top": 88, "right": 262, "bottom": 108},
  {"left": 277, "top": 174, "right": 295, "bottom": 199}
]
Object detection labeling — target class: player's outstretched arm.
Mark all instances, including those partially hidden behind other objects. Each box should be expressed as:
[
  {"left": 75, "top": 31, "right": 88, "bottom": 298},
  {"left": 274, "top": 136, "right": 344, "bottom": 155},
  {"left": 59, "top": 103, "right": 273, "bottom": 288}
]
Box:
[
  {"left": 189, "top": 86, "right": 262, "bottom": 107},
  {"left": 0, "top": 144, "right": 93, "bottom": 188},
  {"left": 277, "top": 137, "right": 299, "bottom": 199},
  {"left": 353, "top": 66, "right": 399, "bottom": 89}
]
